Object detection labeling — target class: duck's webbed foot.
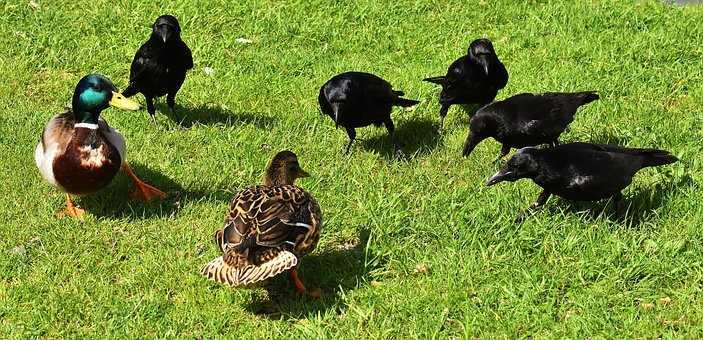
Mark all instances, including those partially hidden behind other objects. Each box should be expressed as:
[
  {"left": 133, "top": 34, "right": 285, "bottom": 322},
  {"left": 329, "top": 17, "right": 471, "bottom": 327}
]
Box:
[
  {"left": 122, "top": 163, "right": 166, "bottom": 202},
  {"left": 59, "top": 193, "right": 85, "bottom": 218},
  {"left": 290, "top": 268, "right": 321, "bottom": 299}
]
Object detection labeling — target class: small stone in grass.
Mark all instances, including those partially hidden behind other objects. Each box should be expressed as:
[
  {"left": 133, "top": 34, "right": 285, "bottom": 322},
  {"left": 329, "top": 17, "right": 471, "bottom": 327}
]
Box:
[
  {"left": 9, "top": 245, "right": 26, "bottom": 256},
  {"left": 659, "top": 296, "right": 672, "bottom": 306},
  {"left": 413, "top": 263, "right": 429, "bottom": 275},
  {"left": 195, "top": 243, "right": 206, "bottom": 256},
  {"left": 28, "top": 0, "right": 40, "bottom": 10},
  {"left": 661, "top": 316, "right": 686, "bottom": 327},
  {"left": 203, "top": 67, "right": 215, "bottom": 76},
  {"left": 235, "top": 38, "right": 253, "bottom": 44},
  {"left": 640, "top": 302, "right": 655, "bottom": 310}
]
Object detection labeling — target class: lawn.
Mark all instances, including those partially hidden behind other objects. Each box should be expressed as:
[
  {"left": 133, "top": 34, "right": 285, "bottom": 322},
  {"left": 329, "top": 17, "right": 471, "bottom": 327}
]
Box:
[{"left": 2, "top": 0, "right": 703, "bottom": 337}]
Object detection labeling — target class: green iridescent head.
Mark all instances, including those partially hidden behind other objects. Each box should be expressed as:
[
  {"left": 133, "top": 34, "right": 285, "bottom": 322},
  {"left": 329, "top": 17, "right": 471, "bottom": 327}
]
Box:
[{"left": 71, "top": 74, "right": 140, "bottom": 124}]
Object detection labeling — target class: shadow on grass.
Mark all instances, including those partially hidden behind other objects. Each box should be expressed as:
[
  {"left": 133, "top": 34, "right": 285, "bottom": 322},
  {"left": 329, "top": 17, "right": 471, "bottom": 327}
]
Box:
[
  {"left": 155, "top": 102, "right": 275, "bottom": 129},
  {"left": 539, "top": 172, "right": 693, "bottom": 226},
  {"left": 79, "top": 162, "right": 231, "bottom": 219},
  {"left": 360, "top": 117, "right": 443, "bottom": 160},
  {"left": 244, "top": 229, "right": 385, "bottom": 319}
]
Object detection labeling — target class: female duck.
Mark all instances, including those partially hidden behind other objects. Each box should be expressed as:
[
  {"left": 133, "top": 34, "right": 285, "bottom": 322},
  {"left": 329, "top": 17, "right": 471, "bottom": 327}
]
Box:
[
  {"left": 35, "top": 74, "right": 166, "bottom": 217},
  {"left": 201, "top": 151, "right": 322, "bottom": 298}
]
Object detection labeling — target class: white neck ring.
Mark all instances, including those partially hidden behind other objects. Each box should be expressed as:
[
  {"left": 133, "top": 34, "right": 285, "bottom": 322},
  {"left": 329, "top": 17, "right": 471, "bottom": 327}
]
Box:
[{"left": 74, "top": 123, "right": 99, "bottom": 130}]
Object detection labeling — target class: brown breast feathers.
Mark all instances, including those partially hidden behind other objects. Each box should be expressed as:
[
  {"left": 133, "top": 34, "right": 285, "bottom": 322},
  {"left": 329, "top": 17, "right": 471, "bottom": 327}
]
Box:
[{"left": 52, "top": 127, "right": 122, "bottom": 195}]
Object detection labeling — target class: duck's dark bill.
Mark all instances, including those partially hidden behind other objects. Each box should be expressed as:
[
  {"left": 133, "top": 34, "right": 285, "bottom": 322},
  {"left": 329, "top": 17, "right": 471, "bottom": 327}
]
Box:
[{"left": 297, "top": 169, "right": 310, "bottom": 178}]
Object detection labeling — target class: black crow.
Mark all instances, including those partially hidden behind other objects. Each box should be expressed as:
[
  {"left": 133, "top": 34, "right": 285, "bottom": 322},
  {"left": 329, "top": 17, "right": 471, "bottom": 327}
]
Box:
[
  {"left": 462, "top": 91, "right": 599, "bottom": 159},
  {"left": 318, "top": 72, "right": 420, "bottom": 155},
  {"left": 122, "top": 15, "right": 193, "bottom": 123},
  {"left": 423, "top": 38, "right": 508, "bottom": 130},
  {"left": 485, "top": 143, "right": 678, "bottom": 221}
]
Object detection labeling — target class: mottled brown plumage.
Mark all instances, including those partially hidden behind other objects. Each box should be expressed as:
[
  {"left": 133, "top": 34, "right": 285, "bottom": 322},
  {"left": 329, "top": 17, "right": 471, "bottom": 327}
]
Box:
[{"left": 201, "top": 151, "right": 322, "bottom": 296}]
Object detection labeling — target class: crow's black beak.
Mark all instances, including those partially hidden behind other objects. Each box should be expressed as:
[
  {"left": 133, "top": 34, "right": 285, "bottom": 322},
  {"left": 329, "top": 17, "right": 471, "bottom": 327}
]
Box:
[
  {"left": 477, "top": 55, "right": 490, "bottom": 76},
  {"left": 156, "top": 25, "right": 174, "bottom": 43},
  {"left": 162, "top": 29, "right": 172, "bottom": 43},
  {"left": 485, "top": 170, "right": 513, "bottom": 186},
  {"left": 462, "top": 134, "right": 483, "bottom": 158}
]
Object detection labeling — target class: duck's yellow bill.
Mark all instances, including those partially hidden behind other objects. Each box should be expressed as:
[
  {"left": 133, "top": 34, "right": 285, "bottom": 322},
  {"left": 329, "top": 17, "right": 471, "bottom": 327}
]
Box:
[{"left": 110, "top": 91, "right": 140, "bottom": 111}]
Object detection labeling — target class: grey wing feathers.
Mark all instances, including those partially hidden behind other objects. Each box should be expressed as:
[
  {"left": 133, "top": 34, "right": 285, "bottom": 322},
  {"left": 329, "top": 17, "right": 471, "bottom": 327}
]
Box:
[{"left": 41, "top": 111, "right": 74, "bottom": 150}]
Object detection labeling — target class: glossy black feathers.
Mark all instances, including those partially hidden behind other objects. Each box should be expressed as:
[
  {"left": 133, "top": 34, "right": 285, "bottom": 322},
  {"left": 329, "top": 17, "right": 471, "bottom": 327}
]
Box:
[
  {"left": 424, "top": 38, "right": 508, "bottom": 128},
  {"left": 122, "top": 15, "right": 193, "bottom": 121},
  {"left": 462, "top": 91, "right": 599, "bottom": 158},
  {"left": 487, "top": 142, "right": 677, "bottom": 203},
  {"left": 318, "top": 71, "right": 419, "bottom": 154}
]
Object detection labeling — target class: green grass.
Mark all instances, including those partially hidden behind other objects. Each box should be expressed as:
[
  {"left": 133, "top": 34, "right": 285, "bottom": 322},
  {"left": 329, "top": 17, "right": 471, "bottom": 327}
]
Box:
[{"left": 2, "top": 0, "right": 703, "bottom": 337}]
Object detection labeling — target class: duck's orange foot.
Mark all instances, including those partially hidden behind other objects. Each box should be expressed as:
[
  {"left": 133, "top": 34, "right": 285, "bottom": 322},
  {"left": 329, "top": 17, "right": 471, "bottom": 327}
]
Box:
[
  {"left": 122, "top": 163, "right": 166, "bottom": 202},
  {"left": 66, "top": 204, "right": 85, "bottom": 218},
  {"left": 290, "top": 269, "right": 321, "bottom": 299},
  {"left": 57, "top": 194, "right": 85, "bottom": 218},
  {"left": 306, "top": 287, "right": 322, "bottom": 299},
  {"left": 130, "top": 181, "right": 166, "bottom": 202},
  {"left": 294, "top": 286, "right": 322, "bottom": 299}
]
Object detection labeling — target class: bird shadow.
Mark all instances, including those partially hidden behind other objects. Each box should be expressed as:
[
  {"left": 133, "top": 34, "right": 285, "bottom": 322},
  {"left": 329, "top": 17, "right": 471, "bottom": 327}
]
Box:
[
  {"left": 244, "top": 229, "right": 385, "bottom": 319},
  {"left": 156, "top": 102, "right": 275, "bottom": 129},
  {"left": 360, "top": 117, "right": 443, "bottom": 160},
  {"left": 542, "top": 172, "right": 693, "bottom": 226},
  {"left": 79, "top": 162, "right": 231, "bottom": 220}
]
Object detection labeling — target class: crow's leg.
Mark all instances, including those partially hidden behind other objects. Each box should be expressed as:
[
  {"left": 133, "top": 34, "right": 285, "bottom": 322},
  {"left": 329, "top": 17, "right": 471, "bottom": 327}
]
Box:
[
  {"left": 515, "top": 190, "right": 551, "bottom": 223},
  {"left": 438, "top": 103, "right": 450, "bottom": 133},
  {"left": 166, "top": 92, "right": 177, "bottom": 112},
  {"left": 146, "top": 96, "right": 157, "bottom": 124},
  {"left": 344, "top": 127, "right": 356, "bottom": 155},
  {"left": 494, "top": 144, "right": 511, "bottom": 163},
  {"left": 612, "top": 192, "right": 630, "bottom": 217}
]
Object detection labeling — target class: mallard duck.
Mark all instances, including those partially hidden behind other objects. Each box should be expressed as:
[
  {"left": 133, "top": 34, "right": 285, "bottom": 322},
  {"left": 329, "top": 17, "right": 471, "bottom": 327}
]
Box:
[
  {"left": 35, "top": 74, "right": 166, "bottom": 217},
  {"left": 201, "top": 151, "right": 322, "bottom": 298}
]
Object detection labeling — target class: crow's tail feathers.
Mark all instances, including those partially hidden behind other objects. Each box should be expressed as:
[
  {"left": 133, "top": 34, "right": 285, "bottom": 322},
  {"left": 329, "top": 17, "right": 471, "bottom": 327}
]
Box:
[
  {"left": 422, "top": 76, "right": 446, "bottom": 85},
  {"left": 576, "top": 91, "right": 599, "bottom": 105},
  {"left": 393, "top": 97, "right": 420, "bottom": 108},
  {"left": 639, "top": 149, "right": 678, "bottom": 168}
]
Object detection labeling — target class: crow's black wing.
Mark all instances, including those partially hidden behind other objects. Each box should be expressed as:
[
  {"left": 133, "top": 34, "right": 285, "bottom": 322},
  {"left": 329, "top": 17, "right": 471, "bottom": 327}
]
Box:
[{"left": 128, "top": 43, "right": 161, "bottom": 85}]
